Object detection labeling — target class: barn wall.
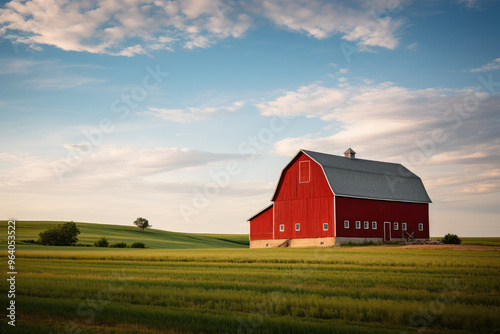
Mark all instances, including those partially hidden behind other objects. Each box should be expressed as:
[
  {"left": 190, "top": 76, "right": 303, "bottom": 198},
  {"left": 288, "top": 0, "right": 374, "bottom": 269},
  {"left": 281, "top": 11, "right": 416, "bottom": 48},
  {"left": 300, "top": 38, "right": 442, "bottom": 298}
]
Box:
[
  {"left": 274, "top": 153, "right": 335, "bottom": 239},
  {"left": 335, "top": 197, "right": 429, "bottom": 240},
  {"left": 249, "top": 206, "right": 273, "bottom": 241}
]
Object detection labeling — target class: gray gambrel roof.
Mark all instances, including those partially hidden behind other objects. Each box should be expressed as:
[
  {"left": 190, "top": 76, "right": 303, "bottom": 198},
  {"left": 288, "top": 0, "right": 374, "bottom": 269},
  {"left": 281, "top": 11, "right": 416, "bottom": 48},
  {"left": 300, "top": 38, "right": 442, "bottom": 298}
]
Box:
[{"left": 272, "top": 149, "right": 432, "bottom": 203}]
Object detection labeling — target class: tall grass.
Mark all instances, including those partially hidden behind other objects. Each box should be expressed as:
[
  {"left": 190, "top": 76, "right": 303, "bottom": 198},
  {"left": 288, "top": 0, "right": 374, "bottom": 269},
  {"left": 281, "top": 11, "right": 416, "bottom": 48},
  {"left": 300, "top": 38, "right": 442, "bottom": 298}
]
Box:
[{"left": 0, "top": 246, "right": 498, "bottom": 333}]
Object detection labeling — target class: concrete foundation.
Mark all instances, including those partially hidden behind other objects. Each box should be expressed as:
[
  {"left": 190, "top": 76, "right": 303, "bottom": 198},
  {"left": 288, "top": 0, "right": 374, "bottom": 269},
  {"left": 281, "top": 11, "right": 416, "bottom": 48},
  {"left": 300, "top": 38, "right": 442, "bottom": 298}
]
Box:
[
  {"left": 250, "top": 237, "right": 336, "bottom": 248},
  {"left": 250, "top": 237, "right": 429, "bottom": 248}
]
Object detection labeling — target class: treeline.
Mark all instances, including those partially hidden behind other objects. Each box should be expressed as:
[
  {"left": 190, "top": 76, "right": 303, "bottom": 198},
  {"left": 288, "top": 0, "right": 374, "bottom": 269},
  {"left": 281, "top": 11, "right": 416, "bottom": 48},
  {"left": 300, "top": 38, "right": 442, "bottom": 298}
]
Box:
[{"left": 21, "top": 222, "right": 147, "bottom": 248}]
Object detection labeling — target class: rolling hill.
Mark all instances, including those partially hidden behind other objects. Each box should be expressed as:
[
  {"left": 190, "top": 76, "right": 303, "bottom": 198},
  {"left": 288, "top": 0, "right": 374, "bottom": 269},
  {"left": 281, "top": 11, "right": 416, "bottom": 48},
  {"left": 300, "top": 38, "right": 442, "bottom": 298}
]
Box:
[{"left": 0, "top": 220, "right": 249, "bottom": 249}]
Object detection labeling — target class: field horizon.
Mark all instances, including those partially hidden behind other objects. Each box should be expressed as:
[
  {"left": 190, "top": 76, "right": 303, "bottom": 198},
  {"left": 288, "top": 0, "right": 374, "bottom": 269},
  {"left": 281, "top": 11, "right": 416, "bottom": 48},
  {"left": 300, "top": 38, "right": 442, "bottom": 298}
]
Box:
[{"left": 1, "top": 220, "right": 500, "bottom": 333}]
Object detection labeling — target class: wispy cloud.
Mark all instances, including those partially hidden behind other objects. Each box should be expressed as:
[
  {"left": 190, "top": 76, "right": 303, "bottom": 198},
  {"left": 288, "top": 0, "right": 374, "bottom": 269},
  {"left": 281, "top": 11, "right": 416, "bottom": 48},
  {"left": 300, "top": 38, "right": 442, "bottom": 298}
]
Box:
[
  {"left": 257, "top": 82, "right": 500, "bottom": 200},
  {"left": 0, "top": 0, "right": 252, "bottom": 56},
  {"left": 256, "top": 0, "right": 405, "bottom": 49},
  {"left": 468, "top": 58, "right": 500, "bottom": 72},
  {"left": 0, "top": 0, "right": 408, "bottom": 56},
  {"left": 405, "top": 42, "right": 418, "bottom": 51},
  {"left": 0, "top": 145, "right": 247, "bottom": 188},
  {"left": 143, "top": 101, "right": 245, "bottom": 123}
]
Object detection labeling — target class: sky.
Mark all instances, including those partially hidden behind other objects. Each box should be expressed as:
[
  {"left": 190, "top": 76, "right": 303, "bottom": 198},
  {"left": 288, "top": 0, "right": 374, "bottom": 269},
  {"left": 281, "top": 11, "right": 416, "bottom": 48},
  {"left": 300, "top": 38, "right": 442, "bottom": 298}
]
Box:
[{"left": 0, "top": 0, "right": 499, "bottom": 237}]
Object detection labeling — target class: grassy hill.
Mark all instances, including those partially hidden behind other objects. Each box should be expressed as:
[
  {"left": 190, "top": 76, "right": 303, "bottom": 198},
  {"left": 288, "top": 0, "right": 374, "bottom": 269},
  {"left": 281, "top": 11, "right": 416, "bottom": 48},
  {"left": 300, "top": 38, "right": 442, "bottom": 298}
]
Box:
[{"left": 0, "top": 220, "right": 249, "bottom": 249}]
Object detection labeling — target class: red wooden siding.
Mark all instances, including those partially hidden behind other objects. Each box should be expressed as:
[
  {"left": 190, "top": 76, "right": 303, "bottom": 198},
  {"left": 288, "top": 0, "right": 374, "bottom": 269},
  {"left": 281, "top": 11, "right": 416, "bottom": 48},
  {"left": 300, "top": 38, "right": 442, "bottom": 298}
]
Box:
[
  {"left": 249, "top": 205, "right": 273, "bottom": 241},
  {"left": 335, "top": 197, "right": 429, "bottom": 239},
  {"left": 274, "top": 152, "right": 335, "bottom": 239}
]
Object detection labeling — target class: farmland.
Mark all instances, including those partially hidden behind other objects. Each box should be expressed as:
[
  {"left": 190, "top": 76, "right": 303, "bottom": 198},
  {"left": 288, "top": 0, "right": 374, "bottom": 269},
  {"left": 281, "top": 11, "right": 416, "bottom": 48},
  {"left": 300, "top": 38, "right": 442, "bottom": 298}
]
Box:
[{"left": 1, "top": 221, "right": 499, "bottom": 333}]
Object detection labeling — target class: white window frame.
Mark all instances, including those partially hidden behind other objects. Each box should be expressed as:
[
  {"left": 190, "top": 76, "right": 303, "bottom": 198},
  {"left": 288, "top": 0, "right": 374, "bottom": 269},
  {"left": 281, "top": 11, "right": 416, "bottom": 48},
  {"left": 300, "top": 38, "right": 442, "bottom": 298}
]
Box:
[
  {"left": 295, "top": 223, "right": 300, "bottom": 231},
  {"left": 299, "top": 161, "right": 310, "bottom": 183},
  {"left": 279, "top": 224, "right": 284, "bottom": 232},
  {"left": 372, "top": 221, "right": 377, "bottom": 229},
  {"left": 394, "top": 222, "right": 399, "bottom": 230},
  {"left": 418, "top": 223, "right": 423, "bottom": 231},
  {"left": 364, "top": 221, "right": 369, "bottom": 229},
  {"left": 402, "top": 222, "right": 407, "bottom": 231},
  {"left": 344, "top": 220, "right": 349, "bottom": 229},
  {"left": 356, "top": 221, "right": 361, "bottom": 229},
  {"left": 323, "top": 223, "right": 328, "bottom": 231}
]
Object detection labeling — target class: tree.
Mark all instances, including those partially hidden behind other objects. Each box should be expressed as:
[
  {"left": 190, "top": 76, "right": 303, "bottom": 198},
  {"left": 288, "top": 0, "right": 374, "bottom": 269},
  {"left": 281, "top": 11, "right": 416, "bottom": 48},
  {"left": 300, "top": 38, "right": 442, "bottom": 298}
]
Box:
[
  {"left": 94, "top": 237, "right": 109, "bottom": 247},
  {"left": 38, "top": 222, "right": 80, "bottom": 246},
  {"left": 133, "top": 217, "right": 151, "bottom": 231},
  {"left": 442, "top": 233, "right": 461, "bottom": 244}
]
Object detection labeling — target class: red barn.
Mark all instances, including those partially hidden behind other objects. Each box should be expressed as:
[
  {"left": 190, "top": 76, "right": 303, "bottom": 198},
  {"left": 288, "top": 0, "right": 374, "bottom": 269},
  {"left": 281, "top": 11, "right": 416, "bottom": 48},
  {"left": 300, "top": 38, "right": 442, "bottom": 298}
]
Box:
[{"left": 248, "top": 149, "right": 431, "bottom": 248}]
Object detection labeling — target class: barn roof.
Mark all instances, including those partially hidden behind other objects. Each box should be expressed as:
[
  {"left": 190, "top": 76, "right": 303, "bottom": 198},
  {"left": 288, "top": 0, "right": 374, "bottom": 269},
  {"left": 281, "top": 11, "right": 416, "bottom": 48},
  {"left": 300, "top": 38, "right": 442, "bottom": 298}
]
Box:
[
  {"left": 247, "top": 203, "right": 273, "bottom": 221},
  {"left": 272, "top": 149, "right": 432, "bottom": 203}
]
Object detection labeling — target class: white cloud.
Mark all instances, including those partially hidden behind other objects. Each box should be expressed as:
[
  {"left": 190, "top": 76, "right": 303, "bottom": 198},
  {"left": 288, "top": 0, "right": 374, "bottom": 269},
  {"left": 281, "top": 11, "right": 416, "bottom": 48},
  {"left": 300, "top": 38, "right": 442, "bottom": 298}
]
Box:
[
  {"left": 457, "top": 0, "right": 482, "bottom": 9},
  {"left": 0, "top": 0, "right": 252, "bottom": 55},
  {"left": 469, "top": 58, "right": 500, "bottom": 72},
  {"left": 257, "top": 82, "right": 500, "bottom": 201},
  {"left": 0, "top": 145, "right": 247, "bottom": 188},
  {"left": 144, "top": 101, "right": 245, "bottom": 123},
  {"left": 405, "top": 42, "right": 418, "bottom": 51},
  {"left": 256, "top": 84, "right": 346, "bottom": 118},
  {"left": 256, "top": 0, "right": 405, "bottom": 49},
  {"left": 338, "top": 68, "right": 348, "bottom": 74},
  {"left": 0, "top": 0, "right": 407, "bottom": 56}
]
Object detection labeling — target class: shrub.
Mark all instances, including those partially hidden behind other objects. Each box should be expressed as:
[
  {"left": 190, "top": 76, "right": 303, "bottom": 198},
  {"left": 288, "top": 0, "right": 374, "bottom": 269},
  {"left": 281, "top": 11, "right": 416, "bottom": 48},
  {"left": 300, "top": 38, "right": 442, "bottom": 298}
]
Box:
[
  {"left": 38, "top": 222, "right": 80, "bottom": 246},
  {"left": 94, "top": 237, "right": 109, "bottom": 247},
  {"left": 131, "top": 242, "right": 146, "bottom": 248},
  {"left": 442, "top": 233, "right": 462, "bottom": 244},
  {"left": 110, "top": 242, "right": 127, "bottom": 248}
]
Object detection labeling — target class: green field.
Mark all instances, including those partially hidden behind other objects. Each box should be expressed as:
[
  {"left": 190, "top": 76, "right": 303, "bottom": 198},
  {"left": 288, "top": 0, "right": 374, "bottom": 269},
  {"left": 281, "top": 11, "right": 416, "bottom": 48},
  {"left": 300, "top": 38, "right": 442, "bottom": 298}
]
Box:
[
  {"left": 0, "top": 220, "right": 249, "bottom": 249},
  {"left": 1, "top": 221, "right": 499, "bottom": 333},
  {"left": 431, "top": 236, "right": 500, "bottom": 246}
]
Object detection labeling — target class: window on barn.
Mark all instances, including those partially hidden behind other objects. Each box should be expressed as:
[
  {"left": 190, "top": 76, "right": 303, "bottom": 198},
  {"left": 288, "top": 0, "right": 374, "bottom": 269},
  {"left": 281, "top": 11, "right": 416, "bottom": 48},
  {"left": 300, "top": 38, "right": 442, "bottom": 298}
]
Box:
[
  {"left": 372, "top": 221, "right": 377, "bottom": 229},
  {"left": 364, "top": 221, "right": 369, "bottom": 229},
  {"left": 299, "top": 161, "right": 310, "bottom": 183},
  {"left": 279, "top": 224, "right": 284, "bottom": 232},
  {"left": 356, "top": 221, "right": 361, "bottom": 229},
  {"left": 402, "top": 223, "right": 407, "bottom": 231},
  {"left": 418, "top": 223, "right": 423, "bottom": 231},
  {"left": 323, "top": 223, "right": 328, "bottom": 231},
  {"left": 295, "top": 223, "right": 300, "bottom": 231},
  {"left": 344, "top": 220, "right": 349, "bottom": 228},
  {"left": 394, "top": 222, "right": 399, "bottom": 230}
]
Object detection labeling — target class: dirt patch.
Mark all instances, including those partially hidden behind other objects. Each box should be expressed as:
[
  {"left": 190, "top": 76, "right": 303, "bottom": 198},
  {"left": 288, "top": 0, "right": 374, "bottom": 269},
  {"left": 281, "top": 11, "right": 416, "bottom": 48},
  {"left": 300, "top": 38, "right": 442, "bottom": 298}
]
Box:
[{"left": 398, "top": 244, "right": 500, "bottom": 251}]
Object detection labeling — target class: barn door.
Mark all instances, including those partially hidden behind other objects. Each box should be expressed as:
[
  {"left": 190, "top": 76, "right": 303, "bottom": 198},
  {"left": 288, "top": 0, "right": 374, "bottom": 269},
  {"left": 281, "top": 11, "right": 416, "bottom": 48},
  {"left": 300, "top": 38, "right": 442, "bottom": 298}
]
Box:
[{"left": 384, "top": 222, "right": 391, "bottom": 241}]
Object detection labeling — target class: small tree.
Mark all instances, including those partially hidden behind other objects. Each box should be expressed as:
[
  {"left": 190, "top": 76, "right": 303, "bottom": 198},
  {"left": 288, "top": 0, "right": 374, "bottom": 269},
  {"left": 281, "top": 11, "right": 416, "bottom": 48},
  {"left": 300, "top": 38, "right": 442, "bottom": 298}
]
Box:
[
  {"left": 94, "top": 237, "right": 109, "bottom": 247},
  {"left": 131, "top": 242, "right": 146, "bottom": 248},
  {"left": 38, "top": 222, "right": 80, "bottom": 246},
  {"left": 133, "top": 217, "right": 151, "bottom": 231},
  {"left": 110, "top": 242, "right": 127, "bottom": 248},
  {"left": 442, "top": 233, "right": 461, "bottom": 244}
]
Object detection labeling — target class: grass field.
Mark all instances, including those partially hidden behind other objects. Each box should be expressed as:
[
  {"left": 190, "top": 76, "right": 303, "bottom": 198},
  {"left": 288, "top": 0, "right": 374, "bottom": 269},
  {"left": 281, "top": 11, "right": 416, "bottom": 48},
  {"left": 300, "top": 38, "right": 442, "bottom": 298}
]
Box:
[
  {"left": 0, "top": 220, "right": 249, "bottom": 249},
  {"left": 1, "top": 221, "right": 499, "bottom": 333},
  {"left": 431, "top": 236, "right": 500, "bottom": 246}
]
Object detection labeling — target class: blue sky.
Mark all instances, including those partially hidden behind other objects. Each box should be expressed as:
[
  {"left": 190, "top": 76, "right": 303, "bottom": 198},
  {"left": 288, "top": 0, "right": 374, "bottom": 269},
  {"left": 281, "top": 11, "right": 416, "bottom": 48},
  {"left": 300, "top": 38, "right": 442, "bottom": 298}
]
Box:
[{"left": 0, "top": 0, "right": 499, "bottom": 236}]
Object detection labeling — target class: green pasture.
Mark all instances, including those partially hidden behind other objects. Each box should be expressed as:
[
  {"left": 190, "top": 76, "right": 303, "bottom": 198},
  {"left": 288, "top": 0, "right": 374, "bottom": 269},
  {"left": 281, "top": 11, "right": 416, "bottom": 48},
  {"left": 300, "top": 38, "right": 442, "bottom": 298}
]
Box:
[
  {"left": 0, "top": 220, "right": 249, "bottom": 249},
  {"left": 1, "top": 221, "right": 499, "bottom": 333},
  {"left": 1, "top": 246, "right": 500, "bottom": 333},
  {"left": 431, "top": 236, "right": 500, "bottom": 246}
]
